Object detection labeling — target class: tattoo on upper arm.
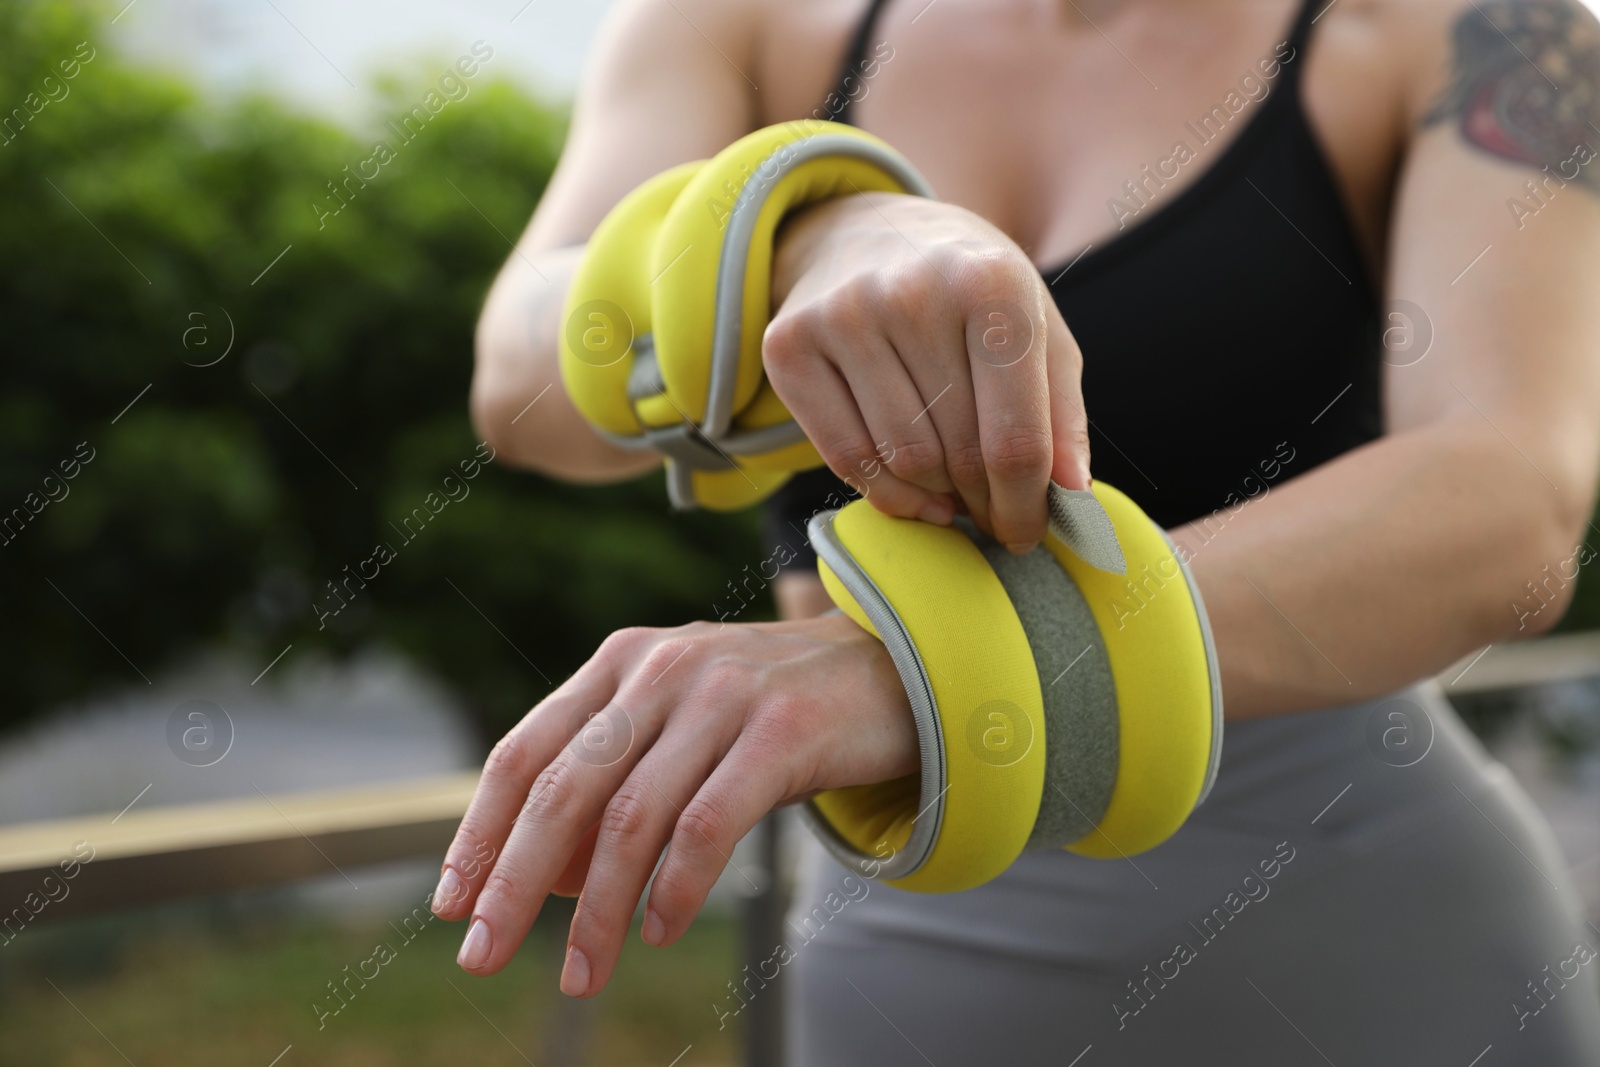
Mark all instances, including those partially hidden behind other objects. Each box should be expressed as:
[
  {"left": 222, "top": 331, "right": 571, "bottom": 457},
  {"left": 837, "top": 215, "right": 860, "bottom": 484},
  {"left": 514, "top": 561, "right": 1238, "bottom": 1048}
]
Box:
[{"left": 1424, "top": 0, "right": 1600, "bottom": 196}]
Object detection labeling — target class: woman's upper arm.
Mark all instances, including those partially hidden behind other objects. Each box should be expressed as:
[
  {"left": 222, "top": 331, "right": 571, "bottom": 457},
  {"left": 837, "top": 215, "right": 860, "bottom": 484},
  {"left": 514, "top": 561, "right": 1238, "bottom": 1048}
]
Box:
[
  {"left": 518, "top": 0, "right": 763, "bottom": 252},
  {"left": 1383, "top": 0, "right": 1600, "bottom": 537},
  {"left": 473, "top": 0, "right": 764, "bottom": 475}
]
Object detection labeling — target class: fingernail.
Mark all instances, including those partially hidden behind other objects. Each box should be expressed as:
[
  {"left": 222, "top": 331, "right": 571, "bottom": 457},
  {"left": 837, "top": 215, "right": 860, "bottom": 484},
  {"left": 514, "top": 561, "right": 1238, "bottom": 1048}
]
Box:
[
  {"left": 641, "top": 908, "right": 666, "bottom": 946},
  {"left": 458, "top": 918, "right": 492, "bottom": 971},
  {"left": 1006, "top": 541, "right": 1038, "bottom": 556},
  {"left": 917, "top": 500, "right": 954, "bottom": 525},
  {"left": 560, "top": 945, "right": 590, "bottom": 997},
  {"left": 432, "top": 867, "right": 464, "bottom": 915}
]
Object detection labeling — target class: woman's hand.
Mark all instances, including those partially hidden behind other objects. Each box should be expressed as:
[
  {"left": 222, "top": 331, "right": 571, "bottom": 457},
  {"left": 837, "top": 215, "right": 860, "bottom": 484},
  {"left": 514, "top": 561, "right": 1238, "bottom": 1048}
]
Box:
[
  {"left": 431, "top": 612, "right": 916, "bottom": 995},
  {"left": 764, "top": 191, "right": 1092, "bottom": 553}
]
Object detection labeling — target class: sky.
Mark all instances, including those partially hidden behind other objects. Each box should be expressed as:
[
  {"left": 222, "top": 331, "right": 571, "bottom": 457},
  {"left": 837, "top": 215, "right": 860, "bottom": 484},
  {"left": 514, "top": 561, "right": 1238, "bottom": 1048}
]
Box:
[{"left": 106, "top": 0, "right": 612, "bottom": 125}]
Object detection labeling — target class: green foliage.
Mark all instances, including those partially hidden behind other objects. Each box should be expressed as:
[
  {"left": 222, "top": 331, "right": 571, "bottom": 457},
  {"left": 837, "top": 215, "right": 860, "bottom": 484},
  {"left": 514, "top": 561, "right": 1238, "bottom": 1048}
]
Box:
[
  {"left": 0, "top": 1, "right": 764, "bottom": 737},
  {"left": 0, "top": 895, "right": 739, "bottom": 1064}
]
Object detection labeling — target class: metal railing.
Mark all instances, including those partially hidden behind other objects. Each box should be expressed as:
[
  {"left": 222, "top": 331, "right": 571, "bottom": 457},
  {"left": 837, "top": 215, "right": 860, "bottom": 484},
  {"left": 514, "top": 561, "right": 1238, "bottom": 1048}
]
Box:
[
  {"left": 4, "top": 630, "right": 1598, "bottom": 1062},
  {"left": 0, "top": 772, "right": 477, "bottom": 923}
]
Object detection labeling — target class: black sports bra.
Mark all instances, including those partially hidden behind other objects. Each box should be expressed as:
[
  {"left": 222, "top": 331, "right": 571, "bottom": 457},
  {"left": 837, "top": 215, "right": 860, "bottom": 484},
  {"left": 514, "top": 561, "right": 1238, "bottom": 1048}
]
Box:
[{"left": 764, "top": 0, "right": 1383, "bottom": 570}]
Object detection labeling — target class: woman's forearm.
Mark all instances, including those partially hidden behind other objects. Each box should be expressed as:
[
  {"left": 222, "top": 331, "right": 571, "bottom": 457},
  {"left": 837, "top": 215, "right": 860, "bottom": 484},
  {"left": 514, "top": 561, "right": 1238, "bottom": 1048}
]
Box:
[
  {"left": 1181, "top": 417, "right": 1595, "bottom": 720},
  {"left": 470, "top": 243, "right": 662, "bottom": 481}
]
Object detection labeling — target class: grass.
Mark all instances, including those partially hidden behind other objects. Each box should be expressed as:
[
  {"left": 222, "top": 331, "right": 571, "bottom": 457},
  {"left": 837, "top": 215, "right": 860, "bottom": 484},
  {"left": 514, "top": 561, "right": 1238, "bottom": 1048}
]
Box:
[{"left": 0, "top": 883, "right": 742, "bottom": 1066}]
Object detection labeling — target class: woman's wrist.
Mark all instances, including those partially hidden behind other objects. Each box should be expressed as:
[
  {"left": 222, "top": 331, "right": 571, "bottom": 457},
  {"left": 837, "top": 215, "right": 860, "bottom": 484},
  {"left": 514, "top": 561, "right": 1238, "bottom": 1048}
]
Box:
[{"left": 770, "top": 192, "right": 896, "bottom": 307}]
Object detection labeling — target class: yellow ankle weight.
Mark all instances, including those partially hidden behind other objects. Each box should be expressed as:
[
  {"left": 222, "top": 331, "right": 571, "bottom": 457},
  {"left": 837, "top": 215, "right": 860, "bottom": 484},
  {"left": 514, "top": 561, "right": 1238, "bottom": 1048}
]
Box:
[
  {"left": 801, "top": 482, "right": 1222, "bottom": 892},
  {"left": 808, "top": 501, "right": 1048, "bottom": 894},
  {"left": 559, "top": 120, "right": 934, "bottom": 510}
]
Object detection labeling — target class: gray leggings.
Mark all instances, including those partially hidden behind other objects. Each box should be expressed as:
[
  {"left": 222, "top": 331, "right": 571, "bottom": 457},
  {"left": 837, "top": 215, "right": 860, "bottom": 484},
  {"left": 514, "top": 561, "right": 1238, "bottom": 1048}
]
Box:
[{"left": 783, "top": 683, "right": 1600, "bottom": 1065}]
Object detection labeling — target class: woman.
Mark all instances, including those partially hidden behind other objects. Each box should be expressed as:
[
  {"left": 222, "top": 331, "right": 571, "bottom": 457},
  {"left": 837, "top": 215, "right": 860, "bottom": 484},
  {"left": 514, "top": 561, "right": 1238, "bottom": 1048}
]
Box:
[{"left": 443, "top": 0, "right": 1600, "bottom": 1060}]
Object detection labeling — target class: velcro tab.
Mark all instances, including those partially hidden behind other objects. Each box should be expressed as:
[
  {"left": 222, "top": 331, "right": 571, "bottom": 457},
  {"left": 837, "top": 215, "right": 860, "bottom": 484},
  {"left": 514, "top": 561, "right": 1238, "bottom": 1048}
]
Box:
[{"left": 1046, "top": 482, "right": 1127, "bottom": 575}]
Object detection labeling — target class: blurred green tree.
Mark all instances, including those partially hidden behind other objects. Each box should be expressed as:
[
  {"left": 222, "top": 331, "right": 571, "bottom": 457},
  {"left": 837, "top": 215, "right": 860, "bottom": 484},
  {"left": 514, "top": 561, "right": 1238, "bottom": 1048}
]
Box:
[
  {"left": 3, "top": 1, "right": 1598, "bottom": 744},
  {"left": 0, "top": 0, "right": 765, "bottom": 738}
]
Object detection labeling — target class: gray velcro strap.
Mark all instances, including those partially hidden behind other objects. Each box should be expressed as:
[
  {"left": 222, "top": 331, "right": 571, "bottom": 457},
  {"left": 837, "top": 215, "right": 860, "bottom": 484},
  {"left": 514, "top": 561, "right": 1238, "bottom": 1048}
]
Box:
[
  {"left": 977, "top": 534, "right": 1119, "bottom": 850},
  {"left": 1047, "top": 482, "right": 1126, "bottom": 575}
]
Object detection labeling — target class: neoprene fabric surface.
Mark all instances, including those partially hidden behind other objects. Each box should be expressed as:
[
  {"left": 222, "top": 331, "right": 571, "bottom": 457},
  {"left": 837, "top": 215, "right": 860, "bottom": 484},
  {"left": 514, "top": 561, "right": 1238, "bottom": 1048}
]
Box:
[{"left": 979, "top": 536, "right": 1120, "bottom": 849}]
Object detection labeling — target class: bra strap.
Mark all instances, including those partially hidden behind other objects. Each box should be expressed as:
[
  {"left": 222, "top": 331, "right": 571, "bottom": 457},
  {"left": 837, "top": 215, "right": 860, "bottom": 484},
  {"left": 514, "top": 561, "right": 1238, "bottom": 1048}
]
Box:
[
  {"left": 824, "top": 0, "right": 895, "bottom": 124},
  {"left": 1283, "top": 0, "right": 1327, "bottom": 68}
]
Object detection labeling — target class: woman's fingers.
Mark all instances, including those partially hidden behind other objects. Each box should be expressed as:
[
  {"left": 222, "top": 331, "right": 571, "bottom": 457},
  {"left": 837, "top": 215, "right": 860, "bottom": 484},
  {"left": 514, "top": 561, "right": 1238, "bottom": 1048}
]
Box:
[
  {"left": 459, "top": 696, "right": 658, "bottom": 976},
  {"left": 964, "top": 282, "right": 1056, "bottom": 549},
  {"left": 768, "top": 246, "right": 1075, "bottom": 543},
  {"left": 643, "top": 722, "right": 799, "bottom": 948},
  {"left": 437, "top": 613, "right": 915, "bottom": 996},
  {"left": 456, "top": 626, "right": 711, "bottom": 976},
  {"left": 763, "top": 321, "right": 953, "bottom": 523},
  {"left": 431, "top": 650, "right": 624, "bottom": 922},
  {"left": 829, "top": 332, "right": 959, "bottom": 500},
  {"left": 550, "top": 821, "right": 601, "bottom": 898},
  {"left": 559, "top": 715, "right": 728, "bottom": 996},
  {"left": 887, "top": 301, "right": 992, "bottom": 533},
  {"left": 767, "top": 193, "right": 1095, "bottom": 539},
  {"left": 1043, "top": 306, "right": 1093, "bottom": 490},
  {"left": 822, "top": 273, "right": 963, "bottom": 503}
]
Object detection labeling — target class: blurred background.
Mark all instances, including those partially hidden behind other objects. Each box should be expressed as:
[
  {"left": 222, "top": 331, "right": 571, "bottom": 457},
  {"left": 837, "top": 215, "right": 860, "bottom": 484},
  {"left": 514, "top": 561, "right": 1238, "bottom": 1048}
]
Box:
[
  {"left": 1, "top": 0, "right": 760, "bottom": 1062},
  {"left": 0, "top": 1, "right": 1597, "bottom": 1064}
]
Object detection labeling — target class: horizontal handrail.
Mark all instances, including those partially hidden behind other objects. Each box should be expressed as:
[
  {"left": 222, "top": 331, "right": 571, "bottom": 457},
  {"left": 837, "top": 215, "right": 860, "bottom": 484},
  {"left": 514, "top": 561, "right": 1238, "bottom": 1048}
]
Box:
[
  {"left": 2, "top": 631, "right": 1597, "bottom": 927},
  {"left": 1439, "top": 630, "right": 1600, "bottom": 694},
  {"left": 0, "top": 772, "right": 478, "bottom": 927}
]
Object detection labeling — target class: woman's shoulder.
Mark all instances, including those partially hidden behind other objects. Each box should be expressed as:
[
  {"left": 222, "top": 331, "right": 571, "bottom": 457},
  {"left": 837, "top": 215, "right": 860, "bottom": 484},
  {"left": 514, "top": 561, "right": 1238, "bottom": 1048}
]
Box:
[{"left": 1345, "top": 0, "right": 1600, "bottom": 131}]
